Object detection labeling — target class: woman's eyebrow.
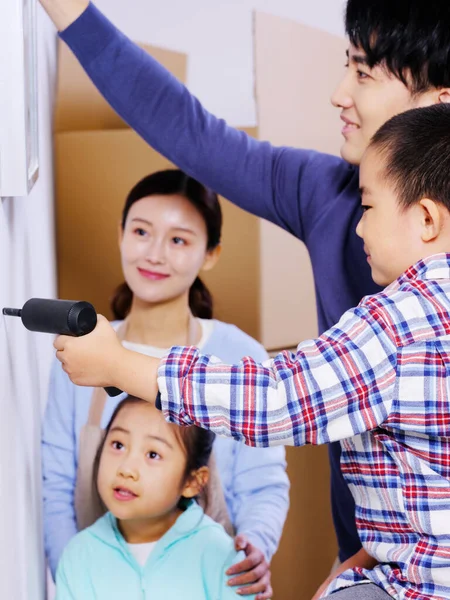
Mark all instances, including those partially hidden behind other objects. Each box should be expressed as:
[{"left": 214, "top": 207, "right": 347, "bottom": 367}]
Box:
[{"left": 130, "top": 218, "right": 197, "bottom": 235}]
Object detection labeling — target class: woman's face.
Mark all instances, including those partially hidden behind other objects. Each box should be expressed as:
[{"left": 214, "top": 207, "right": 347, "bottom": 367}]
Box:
[{"left": 120, "top": 194, "right": 218, "bottom": 306}]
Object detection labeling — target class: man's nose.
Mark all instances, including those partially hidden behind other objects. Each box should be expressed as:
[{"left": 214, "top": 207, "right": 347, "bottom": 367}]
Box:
[{"left": 331, "top": 72, "right": 353, "bottom": 110}]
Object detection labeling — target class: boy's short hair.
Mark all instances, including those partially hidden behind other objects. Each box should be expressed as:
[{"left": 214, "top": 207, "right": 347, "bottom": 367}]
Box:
[
  {"left": 345, "top": 0, "right": 450, "bottom": 94},
  {"left": 369, "top": 104, "right": 450, "bottom": 210}
]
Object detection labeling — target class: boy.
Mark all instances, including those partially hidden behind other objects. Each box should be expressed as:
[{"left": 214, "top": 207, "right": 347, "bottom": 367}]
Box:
[
  {"left": 40, "top": 0, "right": 450, "bottom": 575},
  {"left": 56, "top": 104, "right": 450, "bottom": 599}
]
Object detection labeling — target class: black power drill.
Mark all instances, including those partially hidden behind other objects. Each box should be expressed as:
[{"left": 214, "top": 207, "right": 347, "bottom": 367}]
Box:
[{"left": 3, "top": 298, "right": 122, "bottom": 397}]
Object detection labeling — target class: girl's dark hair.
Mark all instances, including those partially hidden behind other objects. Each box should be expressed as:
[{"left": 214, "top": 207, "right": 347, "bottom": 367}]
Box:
[
  {"left": 94, "top": 397, "right": 216, "bottom": 509},
  {"left": 345, "top": 0, "right": 450, "bottom": 94},
  {"left": 111, "top": 169, "right": 222, "bottom": 320},
  {"left": 369, "top": 104, "right": 450, "bottom": 210}
]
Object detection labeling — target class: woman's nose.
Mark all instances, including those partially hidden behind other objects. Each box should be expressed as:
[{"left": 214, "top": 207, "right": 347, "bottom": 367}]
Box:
[{"left": 145, "top": 238, "right": 165, "bottom": 264}]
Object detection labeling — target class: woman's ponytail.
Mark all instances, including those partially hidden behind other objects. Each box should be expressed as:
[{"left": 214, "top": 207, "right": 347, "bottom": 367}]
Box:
[
  {"left": 189, "top": 276, "right": 213, "bottom": 319},
  {"left": 110, "top": 281, "right": 133, "bottom": 320}
]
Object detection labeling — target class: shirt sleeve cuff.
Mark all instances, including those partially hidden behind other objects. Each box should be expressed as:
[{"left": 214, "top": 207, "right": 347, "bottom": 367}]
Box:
[
  {"left": 59, "top": 2, "right": 117, "bottom": 61},
  {"left": 157, "top": 346, "right": 199, "bottom": 426}
]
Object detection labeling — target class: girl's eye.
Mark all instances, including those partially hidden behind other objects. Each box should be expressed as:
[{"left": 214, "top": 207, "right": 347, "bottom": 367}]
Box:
[
  {"left": 357, "top": 70, "right": 369, "bottom": 80},
  {"left": 147, "top": 451, "right": 161, "bottom": 460},
  {"left": 111, "top": 441, "right": 124, "bottom": 451},
  {"left": 172, "top": 237, "right": 186, "bottom": 245},
  {"left": 361, "top": 205, "right": 371, "bottom": 213}
]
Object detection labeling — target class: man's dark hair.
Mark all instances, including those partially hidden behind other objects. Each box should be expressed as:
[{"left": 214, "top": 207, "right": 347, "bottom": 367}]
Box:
[
  {"left": 345, "top": 0, "right": 450, "bottom": 94},
  {"left": 369, "top": 104, "right": 450, "bottom": 210}
]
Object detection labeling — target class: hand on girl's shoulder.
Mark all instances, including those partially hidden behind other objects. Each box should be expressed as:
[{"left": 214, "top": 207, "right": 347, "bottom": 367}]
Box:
[{"left": 194, "top": 523, "right": 256, "bottom": 599}]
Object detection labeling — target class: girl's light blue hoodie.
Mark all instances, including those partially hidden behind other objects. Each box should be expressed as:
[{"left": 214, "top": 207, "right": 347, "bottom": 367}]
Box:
[{"left": 56, "top": 500, "right": 255, "bottom": 600}]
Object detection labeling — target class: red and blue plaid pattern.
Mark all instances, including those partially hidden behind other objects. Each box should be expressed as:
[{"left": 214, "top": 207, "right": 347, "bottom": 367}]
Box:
[{"left": 158, "top": 254, "right": 450, "bottom": 599}]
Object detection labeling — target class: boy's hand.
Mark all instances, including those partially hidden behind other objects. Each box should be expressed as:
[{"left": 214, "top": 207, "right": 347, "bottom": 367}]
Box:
[
  {"left": 54, "top": 315, "right": 124, "bottom": 387},
  {"left": 227, "top": 534, "right": 272, "bottom": 599},
  {"left": 311, "top": 548, "right": 379, "bottom": 600}
]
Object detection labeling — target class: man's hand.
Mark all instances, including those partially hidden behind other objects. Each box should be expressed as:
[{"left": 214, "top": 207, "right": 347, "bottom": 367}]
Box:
[
  {"left": 39, "top": 0, "right": 89, "bottom": 31},
  {"left": 226, "top": 534, "right": 272, "bottom": 599},
  {"left": 54, "top": 315, "right": 124, "bottom": 387}
]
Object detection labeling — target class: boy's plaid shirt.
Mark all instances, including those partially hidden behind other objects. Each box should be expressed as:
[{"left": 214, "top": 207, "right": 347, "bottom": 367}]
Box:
[{"left": 158, "top": 254, "right": 450, "bottom": 599}]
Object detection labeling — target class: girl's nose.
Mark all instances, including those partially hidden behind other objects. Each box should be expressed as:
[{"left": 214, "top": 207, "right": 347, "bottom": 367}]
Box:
[{"left": 118, "top": 459, "right": 139, "bottom": 481}]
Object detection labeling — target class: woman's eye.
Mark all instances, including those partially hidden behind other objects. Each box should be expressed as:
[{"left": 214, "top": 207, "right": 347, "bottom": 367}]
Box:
[
  {"left": 172, "top": 237, "right": 186, "bottom": 245},
  {"left": 111, "top": 441, "right": 124, "bottom": 450},
  {"left": 147, "top": 451, "right": 161, "bottom": 460},
  {"left": 134, "top": 228, "right": 147, "bottom": 236},
  {"left": 361, "top": 205, "right": 371, "bottom": 212}
]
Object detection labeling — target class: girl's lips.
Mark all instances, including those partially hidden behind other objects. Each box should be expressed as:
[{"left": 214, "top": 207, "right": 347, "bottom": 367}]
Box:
[
  {"left": 137, "top": 268, "right": 170, "bottom": 281},
  {"left": 113, "top": 487, "right": 138, "bottom": 502}
]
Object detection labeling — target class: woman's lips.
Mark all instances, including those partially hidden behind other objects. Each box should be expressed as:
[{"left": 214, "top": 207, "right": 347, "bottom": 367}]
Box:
[
  {"left": 137, "top": 268, "right": 170, "bottom": 281},
  {"left": 113, "top": 487, "right": 138, "bottom": 502}
]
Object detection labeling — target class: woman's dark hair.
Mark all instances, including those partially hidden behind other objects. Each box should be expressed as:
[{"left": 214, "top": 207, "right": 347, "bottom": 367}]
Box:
[
  {"left": 369, "top": 104, "right": 450, "bottom": 210},
  {"left": 111, "top": 169, "right": 222, "bottom": 320},
  {"left": 345, "top": 0, "right": 450, "bottom": 94},
  {"left": 94, "top": 396, "right": 216, "bottom": 509}
]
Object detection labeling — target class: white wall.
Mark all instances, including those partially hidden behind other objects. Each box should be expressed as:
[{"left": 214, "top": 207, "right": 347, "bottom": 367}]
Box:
[
  {"left": 0, "top": 6, "right": 57, "bottom": 599},
  {"left": 94, "top": 0, "right": 346, "bottom": 125}
]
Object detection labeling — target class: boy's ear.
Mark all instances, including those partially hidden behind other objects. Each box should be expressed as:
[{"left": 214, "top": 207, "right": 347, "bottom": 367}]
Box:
[
  {"left": 118, "top": 222, "right": 124, "bottom": 246},
  {"left": 419, "top": 198, "right": 443, "bottom": 243},
  {"left": 201, "top": 245, "right": 221, "bottom": 273},
  {"left": 181, "top": 466, "right": 210, "bottom": 499},
  {"left": 438, "top": 89, "right": 450, "bottom": 104}
]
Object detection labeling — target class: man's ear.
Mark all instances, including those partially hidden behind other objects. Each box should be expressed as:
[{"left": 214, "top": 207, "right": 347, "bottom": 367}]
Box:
[
  {"left": 201, "top": 245, "right": 222, "bottom": 273},
  {"left": 118, "top": 222, "right": 124, "bottom": 247},
  {"left": 419, "top": 198, "right": 442, "bottom": 242},
  {"left": 181, "top": 466, "right": 210, "bottom": 499}
]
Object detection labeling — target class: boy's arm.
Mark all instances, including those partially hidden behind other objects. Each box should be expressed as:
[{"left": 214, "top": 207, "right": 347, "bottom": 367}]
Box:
[
  {"left": 157, "top": 298, "right": 398, "bottom": 447},
  {"left": 40, "top": 1, "right": 353, "bottom": 242},
  {"left": 42, "top": 359, "right": 79, "bottom": 578},
  {"left": 54, "top": 298, "right": 398, "bottom": 448}
]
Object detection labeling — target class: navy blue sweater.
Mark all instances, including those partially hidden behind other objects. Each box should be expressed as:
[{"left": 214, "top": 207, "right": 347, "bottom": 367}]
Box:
[{"left": 60, "top": 3, "right": 381, "bottom": 561}]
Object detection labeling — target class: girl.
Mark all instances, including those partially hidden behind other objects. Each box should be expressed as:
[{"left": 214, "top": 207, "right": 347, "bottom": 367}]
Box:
[
  {"left": 43, "top": 170, "right": 289, "bottom": 600},
  {"left": 56, "top": 396, "right": 255, "bottom": 599}
]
